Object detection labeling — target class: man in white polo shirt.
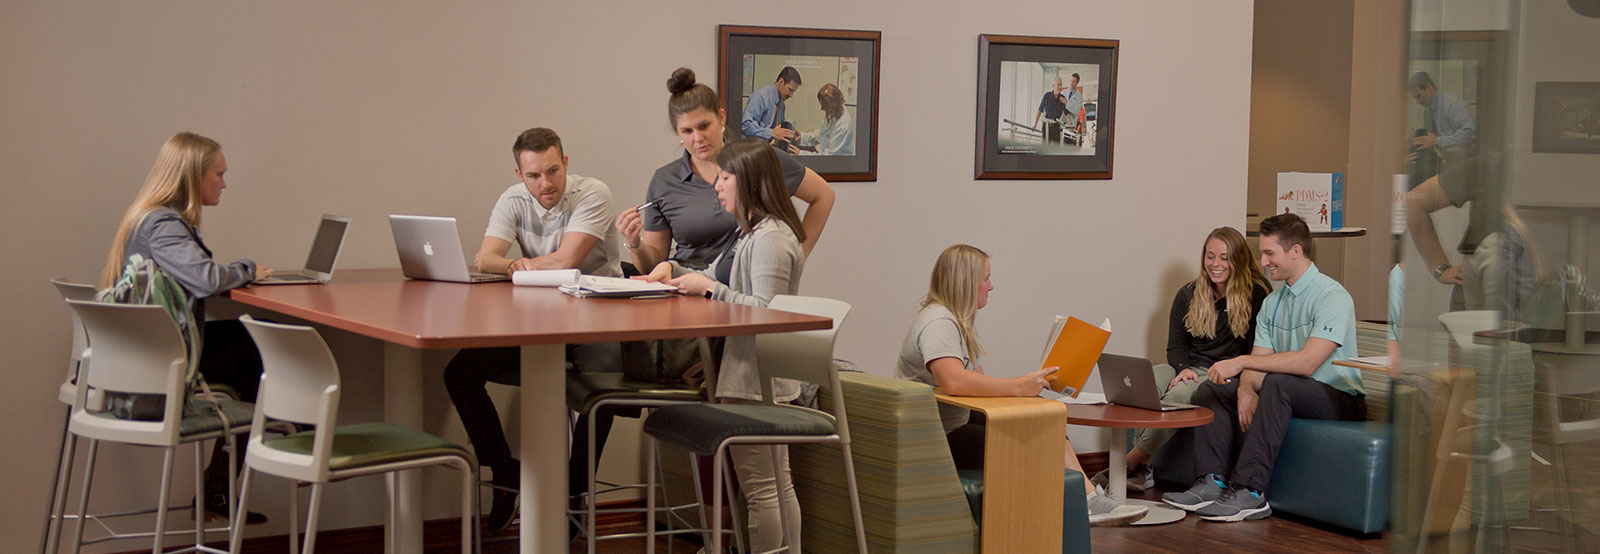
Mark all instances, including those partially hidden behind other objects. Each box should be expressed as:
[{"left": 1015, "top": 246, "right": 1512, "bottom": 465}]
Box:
[
  {"left": 1162, "top": 213, "right": 1367, "bottom": 522},
  {"left": 443, "top": 127, "right": 623, "bottom": 532}
]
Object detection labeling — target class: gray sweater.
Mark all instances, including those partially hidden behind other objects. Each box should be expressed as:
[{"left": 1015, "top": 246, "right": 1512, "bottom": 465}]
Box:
[
  {"left": 671, "top": 218, "right": 804, "bottom": 402},
  {"left": 123, "top": 208, "right": 256, "bottom": 333}
]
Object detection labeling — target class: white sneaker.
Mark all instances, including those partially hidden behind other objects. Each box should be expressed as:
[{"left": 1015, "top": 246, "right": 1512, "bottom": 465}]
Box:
[{"left": 1086, "top": 485, "right": 1148, "bottom": 527}]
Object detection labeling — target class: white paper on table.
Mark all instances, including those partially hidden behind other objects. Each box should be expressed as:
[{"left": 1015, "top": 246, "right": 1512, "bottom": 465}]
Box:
[
  {"left": 511, "top": 269, "right": 580, "bottom": 287},
  {"left": 1052, "top": 391, "right": 1108, "bottom": 405}
]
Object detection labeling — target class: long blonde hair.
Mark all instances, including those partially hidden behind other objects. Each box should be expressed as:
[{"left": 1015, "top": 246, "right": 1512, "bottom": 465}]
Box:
[
  {"left": 99, "top": 132, "right": 221, "bottom": 287},
  {"left": 923, "top": 244, "right": 989, "bottom": 359},
  {"left": 1185, "top": 227, "right": 1270, "bottom": 339}
]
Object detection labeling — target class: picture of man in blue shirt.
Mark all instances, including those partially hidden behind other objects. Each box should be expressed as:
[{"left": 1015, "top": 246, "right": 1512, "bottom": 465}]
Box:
[
  {"left": 742, "top": 66, "right": 803, "bottom": 143},
  {"left": 1032, "top": 75, "right": 1069, "bottom": 145}
]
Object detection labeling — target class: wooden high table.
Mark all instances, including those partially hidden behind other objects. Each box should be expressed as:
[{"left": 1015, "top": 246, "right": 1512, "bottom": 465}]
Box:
[{"left": 226, "top": 269, "right": 832, "bottom": 554}]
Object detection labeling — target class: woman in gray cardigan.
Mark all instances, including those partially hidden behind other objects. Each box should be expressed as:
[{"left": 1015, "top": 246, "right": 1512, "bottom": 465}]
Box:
[
  {"left": 639, "top": 138, "right": 807, "bottom": 552},
  {"left": 99, "top": 132, "right": 272, "bottom": 523}
]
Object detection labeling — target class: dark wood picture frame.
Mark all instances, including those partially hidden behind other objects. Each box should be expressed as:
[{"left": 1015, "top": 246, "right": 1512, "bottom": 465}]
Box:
[
  {"left": 1533, "top": 82, "right": 1600, "bottom": 154},
  {"left": 976, "top": 35, "right": 1119, "bottom": 180},
  {"left": 718, "top": 25, "right": 881, "bottom": 181}
]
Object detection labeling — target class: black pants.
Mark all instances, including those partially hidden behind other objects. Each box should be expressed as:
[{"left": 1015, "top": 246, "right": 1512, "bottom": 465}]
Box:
[
  {"left": 1192, "top": 373, "right": 1366, "bottom": 492},
  {"left": 442, "top": 343, "right": 620, "bottom": 496},
  {"left": 944, "top": 412, "right": 988, "bottom": 471},
  {"left": 197, "top": 320, "right": 264, "bottom": 491},
  {"left": 1044, "top": 121, "right": 1063, "bottom": 145}
]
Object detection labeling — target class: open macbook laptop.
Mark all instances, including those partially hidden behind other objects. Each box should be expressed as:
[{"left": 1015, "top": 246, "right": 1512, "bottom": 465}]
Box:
[
  {"left": 1097, "top": 353, "right": 1198, "bottom": 412},
  {"left": 254, "top": 213, "right": 351, "bottom": 285},
  {"left": 389, "top": 214, "right": 510, "bottom": 283}
]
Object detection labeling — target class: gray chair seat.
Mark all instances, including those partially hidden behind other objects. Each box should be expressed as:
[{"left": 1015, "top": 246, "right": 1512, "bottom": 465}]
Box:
[
  {"left": 264, "top": 422, "right": 472, "bottom": 472},
  {"left": 565, "top": 372, "right": 703, "bottom": 413},
  {"left": 643, "top": 404, "right": 835, "bottom": 455}
]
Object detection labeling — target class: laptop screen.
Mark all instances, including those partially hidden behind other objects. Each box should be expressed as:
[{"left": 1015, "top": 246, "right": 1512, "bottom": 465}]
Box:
[{"left": 304, "top": 217, "right": 349, "bottom": 273}]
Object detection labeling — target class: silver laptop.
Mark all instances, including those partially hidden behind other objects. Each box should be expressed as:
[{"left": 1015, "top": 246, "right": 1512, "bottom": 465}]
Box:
[
  {"left": 1097, "top": 353, "right": 1198, "bottom": 412},
  {"left": 388, "top": 215, "right": 510, "bottom": 283},
  {"left": 254, "top": 214, "right": 351, "bottom": 285}
]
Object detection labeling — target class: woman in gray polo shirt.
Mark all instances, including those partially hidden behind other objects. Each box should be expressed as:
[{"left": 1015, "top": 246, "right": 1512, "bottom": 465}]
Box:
[
  {"left": 893, "top": 244, "right": 1147, "bottom": 526},
  {"left": 638, "top": 138, "right": 809, "bottom": 552},
  {"left": 614, "top": 67, "right": 834, "bottom": 272}
]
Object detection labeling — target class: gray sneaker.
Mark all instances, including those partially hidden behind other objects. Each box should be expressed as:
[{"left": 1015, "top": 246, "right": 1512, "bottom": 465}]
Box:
[
  {"left": 1086, "top": 485, "right": 1148, "bottom": 527},
  {"left": 1089, "top": 464, "right": 1156, "bottom": 493},
  {"left": 1126, "top": 464, "right": 1154, "bottom": 492},
  {"left": 1197, "top": 485, "right": 1272, "bottom": 522},
  {"left": 1162, "top": 474, "right": 1226, "bottom": 511}
]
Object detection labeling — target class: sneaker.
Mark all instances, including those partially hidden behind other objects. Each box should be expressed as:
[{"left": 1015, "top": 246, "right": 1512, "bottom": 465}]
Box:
[
  {"left": 1090, "top": 464, "right": 1157, "bottom": 493},
  {"left": 1162, "top": 474, "right": 1226, "bottom": 512},
  {"left": 1085, "top": 485, "right": 1148, "bottom": 527},
  {"left": 1126, "top": 464, "right": 1154, "bottom": 492},
  {"left": 486, "top": 463, "right": 520, "bottom": 533},
  {"left": 197, "top": 492, "right": 268, "bottom": 525},
  {"left": 487, "top": 488, "right": 520, "bottom": 533},
  {"left": 1196, "top": 485, "right": 1273, "bottom": 522}
]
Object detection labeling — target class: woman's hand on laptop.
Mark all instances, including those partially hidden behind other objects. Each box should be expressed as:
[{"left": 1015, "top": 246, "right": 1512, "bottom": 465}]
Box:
[{"left": 255, "top": 266, "right": 275, "bottom": 280}]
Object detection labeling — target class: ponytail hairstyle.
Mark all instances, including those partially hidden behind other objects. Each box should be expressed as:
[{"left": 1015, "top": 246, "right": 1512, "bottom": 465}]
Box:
[
  {"left": 923, "top": 244, "right": 990, "bottom": 358},
  {"left": 100, "top": 132, "right": 221, "bottom": 287}
]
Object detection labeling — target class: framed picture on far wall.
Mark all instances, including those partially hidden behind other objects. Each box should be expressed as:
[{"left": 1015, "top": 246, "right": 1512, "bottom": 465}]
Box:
[
  {"left": 976, "top": 35, "right": 1119, "bottom": 180},
  {"left": 718, "top": 25, "right": 881, "bottom": 181},
  {"left": 1533, "top": 82, "right": 1600, "bottom": 154}
]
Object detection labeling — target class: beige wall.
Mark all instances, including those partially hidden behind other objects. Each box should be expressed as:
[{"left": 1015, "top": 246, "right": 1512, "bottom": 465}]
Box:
[{"left": 0, "top": 0, "right": 1255, "bottom": 546}]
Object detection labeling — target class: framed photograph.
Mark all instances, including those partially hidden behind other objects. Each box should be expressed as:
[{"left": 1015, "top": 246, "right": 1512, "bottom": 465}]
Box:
[
  {"left": 719, "top": 25, "right": 881, "bottom": 181},
  {"left": 976, "top": 35, "right": 1118, "bottom": 180},
  {"left": 1533, "top": 82, "right": 1600, "bottom": 154}
]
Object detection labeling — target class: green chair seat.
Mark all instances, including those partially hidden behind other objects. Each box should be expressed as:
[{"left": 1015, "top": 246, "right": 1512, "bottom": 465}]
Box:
[
  {"left": 264, "top": 422, "right": 471, "bottom": 471},
  {"left": 89, "top": 397, "right": 255, "bottom": 437},
  {"left": 644, "top": 404, "right": 835, "bottom": 455},
  {"left": 565, "top": 372, "right": 703, "bottom": 413}
]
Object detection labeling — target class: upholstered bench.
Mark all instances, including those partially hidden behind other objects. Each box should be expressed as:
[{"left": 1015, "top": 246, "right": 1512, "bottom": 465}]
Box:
[{"left": 791, "top": 372, "right": 1091, "bottom": 553}]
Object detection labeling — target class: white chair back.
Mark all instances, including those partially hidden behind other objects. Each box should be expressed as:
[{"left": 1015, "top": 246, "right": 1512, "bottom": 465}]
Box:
[
  {"left": 239, "top": 315, "right": 342, "bottom": 483},
  {"left": 63, "top": 300, "right": 189, "bottom": 445},
  {"left": 65, "top": 300, "right": 187, "bottom": 397},
  {"left": 756, "top": 295, "right": 850, "bottom": 394},
  {"left": 240, "top": 315, "right": 341, "bottom": 427},
  {"left": 53, "top": 279, "right": 98, "bottom": 405}
]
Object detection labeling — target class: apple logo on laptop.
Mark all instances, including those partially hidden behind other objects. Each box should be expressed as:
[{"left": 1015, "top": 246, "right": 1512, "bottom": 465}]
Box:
[
  {"left": 1123, "top": 375, "right": 1133, "bottom": 388},
  {"left": 423, "top": 242, "right": 434, "bottom": 256}
]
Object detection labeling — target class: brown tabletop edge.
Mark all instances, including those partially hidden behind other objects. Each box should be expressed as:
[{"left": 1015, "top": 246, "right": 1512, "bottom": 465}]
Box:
[{"left": 226, "top": 289, "right": 832, "bottom": 349}]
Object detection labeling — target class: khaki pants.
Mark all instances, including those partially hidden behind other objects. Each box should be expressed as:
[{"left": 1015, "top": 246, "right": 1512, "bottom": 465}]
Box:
[{"left": 1131, "top": 363, "right": 1208, "bottom": 455}]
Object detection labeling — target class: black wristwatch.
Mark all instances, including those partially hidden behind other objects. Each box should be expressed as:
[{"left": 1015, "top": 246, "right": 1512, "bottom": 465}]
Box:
[
  {"left": 1432, "top": 263, "right": 1453, "bottom": 279},
  {"left": 703, "top": 289, "right": 713, "bottom": 299}
]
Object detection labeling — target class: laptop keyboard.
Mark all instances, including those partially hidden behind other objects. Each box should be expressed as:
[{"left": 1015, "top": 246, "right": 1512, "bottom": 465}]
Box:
[{"left": 270, "top": 273, "right": 317, "bottom": 282}]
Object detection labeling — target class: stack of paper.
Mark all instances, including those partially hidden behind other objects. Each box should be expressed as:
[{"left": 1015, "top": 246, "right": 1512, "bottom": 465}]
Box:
[{"left": 559, "top": 275, "right": 678, "bottom": 298}]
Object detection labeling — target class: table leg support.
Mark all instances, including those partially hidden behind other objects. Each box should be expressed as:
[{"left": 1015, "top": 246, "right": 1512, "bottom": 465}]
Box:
[
  {"left": 519, "top": 344, "right": 567, "bottom": 554},
  {"left": 382, "top": 343, "right": 425, "bottom": 554},
  {"left": 1107, "top": 431, "right": 1126, "bottom": 500}
]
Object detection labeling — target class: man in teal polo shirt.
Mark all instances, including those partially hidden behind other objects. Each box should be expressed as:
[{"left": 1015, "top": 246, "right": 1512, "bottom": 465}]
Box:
[{"left": 1162, "top": 213, "right": 1367, "bottom": 522}]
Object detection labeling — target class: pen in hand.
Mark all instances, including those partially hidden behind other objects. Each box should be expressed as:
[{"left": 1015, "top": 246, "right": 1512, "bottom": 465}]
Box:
[{"left": 635, "top": 201, "right": 656, "bottom": 212}]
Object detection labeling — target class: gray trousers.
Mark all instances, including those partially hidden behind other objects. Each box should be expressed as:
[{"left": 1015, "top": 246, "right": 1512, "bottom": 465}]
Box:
[{"left": 1193, "top": 373, "right": 1366, "bottom": 492}]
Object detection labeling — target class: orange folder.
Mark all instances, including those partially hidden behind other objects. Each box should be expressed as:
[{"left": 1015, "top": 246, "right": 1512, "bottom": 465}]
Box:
[{"left": 1040, "top": 316, "right": 1112, "bottom": 397}]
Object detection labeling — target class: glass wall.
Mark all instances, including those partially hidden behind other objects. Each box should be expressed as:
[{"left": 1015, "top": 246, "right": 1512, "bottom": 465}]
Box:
[{"left": 1392, "top": 1, "right": 1600, "bottom": 552}]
